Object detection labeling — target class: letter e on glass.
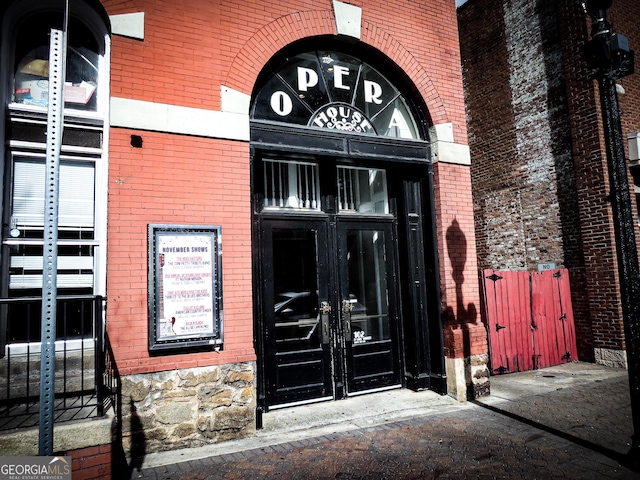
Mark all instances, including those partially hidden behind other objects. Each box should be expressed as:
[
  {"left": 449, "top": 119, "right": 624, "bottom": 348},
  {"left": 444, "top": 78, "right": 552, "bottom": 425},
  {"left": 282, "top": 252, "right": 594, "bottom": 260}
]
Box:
[{"left": 333, "top": 65, "right": 351, "bottom": 90}]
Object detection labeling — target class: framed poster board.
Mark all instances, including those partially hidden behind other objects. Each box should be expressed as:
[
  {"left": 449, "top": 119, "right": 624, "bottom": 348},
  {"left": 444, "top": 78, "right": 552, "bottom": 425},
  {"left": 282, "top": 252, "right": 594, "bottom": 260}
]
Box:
[{"left": 148, "top": 224, "right": 223, "bottom": 352}]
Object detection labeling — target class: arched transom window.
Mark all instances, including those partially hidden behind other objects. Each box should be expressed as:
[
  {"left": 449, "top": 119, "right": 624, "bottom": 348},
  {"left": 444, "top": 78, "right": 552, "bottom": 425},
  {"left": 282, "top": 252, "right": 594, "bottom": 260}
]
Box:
[{"left": 252, "top": 51, "right": 421, "bottom": 140}]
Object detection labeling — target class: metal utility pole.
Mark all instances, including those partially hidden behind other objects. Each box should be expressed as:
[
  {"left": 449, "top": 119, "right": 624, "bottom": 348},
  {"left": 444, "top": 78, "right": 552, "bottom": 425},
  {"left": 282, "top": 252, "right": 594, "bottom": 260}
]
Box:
[
  {"left": 39, "top": 20, "right": 67, "bottom": 455},
  {"left": 582, "top": 0, "right": 640, "bottom": 468}
]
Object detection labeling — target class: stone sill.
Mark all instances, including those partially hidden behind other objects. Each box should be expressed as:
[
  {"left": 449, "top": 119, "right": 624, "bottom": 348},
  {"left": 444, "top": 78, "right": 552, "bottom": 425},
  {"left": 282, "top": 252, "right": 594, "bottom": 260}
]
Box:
[{"left": 0, "top": 411, "right": 114, "bottom": 455}]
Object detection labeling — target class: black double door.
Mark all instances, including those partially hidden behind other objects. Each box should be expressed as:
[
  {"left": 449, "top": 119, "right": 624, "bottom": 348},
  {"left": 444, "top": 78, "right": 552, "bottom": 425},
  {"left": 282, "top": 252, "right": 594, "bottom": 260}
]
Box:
[{"left": 261, "top": 216, "right": 402, "bottom": 407}]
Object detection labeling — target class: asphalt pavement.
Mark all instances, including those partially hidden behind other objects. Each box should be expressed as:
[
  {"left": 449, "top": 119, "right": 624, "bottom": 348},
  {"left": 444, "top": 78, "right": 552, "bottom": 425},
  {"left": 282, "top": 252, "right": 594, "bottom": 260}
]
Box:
[{"left": 132, "top": 362, "right": 639, "bottom": 479}]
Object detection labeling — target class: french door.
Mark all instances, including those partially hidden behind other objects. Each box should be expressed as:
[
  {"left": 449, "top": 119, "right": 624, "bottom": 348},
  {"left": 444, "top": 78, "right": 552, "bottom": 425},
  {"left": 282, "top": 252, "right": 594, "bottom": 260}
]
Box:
[
  {"left": 337, "top": 219, "right": 401, "bottom": 394},
  {"left": 261, "top": 215, "right": 401, "bottom": 407}
]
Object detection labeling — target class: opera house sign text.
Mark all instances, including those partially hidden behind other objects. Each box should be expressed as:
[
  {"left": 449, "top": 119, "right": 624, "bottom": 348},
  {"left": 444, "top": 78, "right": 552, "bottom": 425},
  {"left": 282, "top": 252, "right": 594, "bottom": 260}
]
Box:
[{"left": 252, "top": 51, "right": 421, "bottom": 140}]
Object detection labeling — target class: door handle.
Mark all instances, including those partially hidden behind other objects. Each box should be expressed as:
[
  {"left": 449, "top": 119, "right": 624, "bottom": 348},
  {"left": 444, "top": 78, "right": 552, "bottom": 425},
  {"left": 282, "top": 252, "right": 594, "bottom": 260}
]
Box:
[
  {"left": 342, "top": 299, "right": 352, "bottom": 342},
  {"left": 320, "top": 301, "right": 331, "bottom": 345}
]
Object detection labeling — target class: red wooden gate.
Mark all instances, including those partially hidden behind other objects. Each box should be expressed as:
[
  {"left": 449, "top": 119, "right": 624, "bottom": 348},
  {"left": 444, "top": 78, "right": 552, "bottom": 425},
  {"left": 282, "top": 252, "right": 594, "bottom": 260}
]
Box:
[{"left": 481, "top": 269, "right": 578, "bottom": 374}]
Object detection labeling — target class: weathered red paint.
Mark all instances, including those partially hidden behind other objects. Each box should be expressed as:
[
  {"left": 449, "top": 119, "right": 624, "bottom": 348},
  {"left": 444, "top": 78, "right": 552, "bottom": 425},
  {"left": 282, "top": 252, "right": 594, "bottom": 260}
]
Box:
[
  {"left": 483, "top": 270, "right": 533, "bottom": 374},
  {"left": 482, "top": 269, "right": 578, "bottom": 374},
  {"left": 531, "top": 270, "right": 578, "bottom": 369}
]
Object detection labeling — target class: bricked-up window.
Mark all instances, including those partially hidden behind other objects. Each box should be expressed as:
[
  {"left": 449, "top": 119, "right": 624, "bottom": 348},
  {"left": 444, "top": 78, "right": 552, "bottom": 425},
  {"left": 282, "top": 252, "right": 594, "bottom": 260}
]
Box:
[{"left": 1, "top": 0, "right": 109, "bottom": 348}]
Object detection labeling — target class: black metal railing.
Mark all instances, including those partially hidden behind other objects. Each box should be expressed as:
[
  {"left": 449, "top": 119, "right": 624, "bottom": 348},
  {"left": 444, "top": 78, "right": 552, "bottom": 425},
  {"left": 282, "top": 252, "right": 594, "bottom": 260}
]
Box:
[{"left": 0, "top": 295, "right": 118, "bottom": 430}]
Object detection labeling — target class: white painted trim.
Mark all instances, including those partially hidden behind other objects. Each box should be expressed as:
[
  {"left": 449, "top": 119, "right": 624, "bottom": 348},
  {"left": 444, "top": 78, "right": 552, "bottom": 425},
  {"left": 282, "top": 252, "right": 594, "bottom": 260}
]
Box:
[
  {"left": 110, "top": 12, "right": 145, "bottom": 40},
  {"left": 431, "top": 140, "right": 471, "bottom": 165},
  {"left": 221, "top": 86, "right": 250, "bottom": 115},
  {"left": 430, "top": 122, "right": 454, "bottom": 143},
  {"left": 110, "top": 97, "right": 250, "bottom": 141},
  {"left": 332, "top": 1, "right": 362, "bottom": 39},
  {"left": 96, "top": 34, "right": 111, "bottom": 297}
]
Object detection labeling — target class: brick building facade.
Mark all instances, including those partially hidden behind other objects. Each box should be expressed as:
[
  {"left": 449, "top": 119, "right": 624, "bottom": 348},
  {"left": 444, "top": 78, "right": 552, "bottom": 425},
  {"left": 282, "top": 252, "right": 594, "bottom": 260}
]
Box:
[
  {"left": 0, "top": 0, "right": 487, "bottom": 476},
  {"left": 459, "top": 0, "right": 640, "bottom": 367}
]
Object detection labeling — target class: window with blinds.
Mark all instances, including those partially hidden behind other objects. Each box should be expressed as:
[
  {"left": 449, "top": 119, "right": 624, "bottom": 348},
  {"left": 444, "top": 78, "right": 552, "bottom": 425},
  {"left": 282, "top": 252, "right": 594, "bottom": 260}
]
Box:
[
  {"left": 12, "top": 158, "right": 95, "bottom": 231},
  {"left": 7, "top": 157, "right": 96, "bottom": 292}
]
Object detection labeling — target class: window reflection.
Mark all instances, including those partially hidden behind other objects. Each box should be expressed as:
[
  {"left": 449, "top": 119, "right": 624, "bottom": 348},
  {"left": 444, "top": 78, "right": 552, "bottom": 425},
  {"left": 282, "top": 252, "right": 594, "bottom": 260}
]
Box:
[
  {"left": 338, "top": 166, "right": 389, "bottom": 214},
  {"left": 347, "top": 230, "right": 390, "bottom": 344},
  {"left": 272, "top": 229, "right": 321, "bottom": 353},
  {"left": 263, "top": 159, "right": 320, "bottom": 210},
  {"left": 11, "top": 14, "right": 100, "bottom": 111}
]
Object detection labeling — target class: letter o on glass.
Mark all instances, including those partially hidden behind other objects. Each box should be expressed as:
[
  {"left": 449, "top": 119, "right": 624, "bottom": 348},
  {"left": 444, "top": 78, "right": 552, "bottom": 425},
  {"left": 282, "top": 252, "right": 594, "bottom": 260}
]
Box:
[{"left": 270, "top": 91, "right": 293, "bottom": 116}]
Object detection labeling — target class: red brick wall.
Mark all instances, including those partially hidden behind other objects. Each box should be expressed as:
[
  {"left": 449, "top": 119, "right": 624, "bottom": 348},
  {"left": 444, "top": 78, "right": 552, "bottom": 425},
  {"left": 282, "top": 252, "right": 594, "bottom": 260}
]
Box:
[
  {"left": 434, "top": 162, "right": 479, "bottom": 324},
  {"left": 614, "top": 2, "right": 640, "bottom": 141},
  {"left": 104, "top": 0, "right": 467, "bottom": 134},
  {"left": 613, "top": 0, "right": 640, "bottom": 254},
  {"left": 102, "top": 0, "right": 478, "bottom": 373},
  {"left": 559, "top": 0, "right": 640, "bottom": 355},
  {"left": 554, "top": 0, "right": 620, "bottom": 358},
  {"left": 459, "top": 0, "right": 640, "bottom": 361},
  {"left": 434, "top": 160, "right": 486, "bottom": 358},
  {"left": 107, "top": 129, "right": 254, "bottom": 374},
  {"left": 67, "top": 444, "right": 112, "bottom": 480}
]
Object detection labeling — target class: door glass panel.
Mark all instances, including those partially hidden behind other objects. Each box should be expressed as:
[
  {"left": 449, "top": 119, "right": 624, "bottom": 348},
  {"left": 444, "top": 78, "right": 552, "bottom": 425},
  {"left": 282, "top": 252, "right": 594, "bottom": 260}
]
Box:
[
  {"left": 346, "top": 229, "right": 390, "bottom": 344},
  {"left": 263, "top": 160, "right": 320, "bottom": 210},
  {"left": 337, "top": 167, "right": 388, "bottom": 214},
  {"left": 272, "top": 229, "right": 320, "bottom": 352}
]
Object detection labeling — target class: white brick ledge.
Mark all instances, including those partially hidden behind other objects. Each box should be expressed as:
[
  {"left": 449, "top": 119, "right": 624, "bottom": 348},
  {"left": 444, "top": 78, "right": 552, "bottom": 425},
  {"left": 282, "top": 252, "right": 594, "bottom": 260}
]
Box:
[{"left": 110, "top": 97, "right": 250, "bottom": 141}]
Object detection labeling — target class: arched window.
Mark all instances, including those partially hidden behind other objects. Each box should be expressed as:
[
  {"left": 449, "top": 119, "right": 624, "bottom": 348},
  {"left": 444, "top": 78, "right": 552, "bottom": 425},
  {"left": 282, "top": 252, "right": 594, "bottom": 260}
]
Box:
[
  {"left": 252, "top": 50, "right": 422, "bottom": 140},
  {"left": 3, "top": 0, "right": 109, "bottom": 116},
  {"left": 13, "top": 15, "right": 100, "bottom": 111},
  {"left": 0, "top": 0, "right": 110, "bottom": 348}
]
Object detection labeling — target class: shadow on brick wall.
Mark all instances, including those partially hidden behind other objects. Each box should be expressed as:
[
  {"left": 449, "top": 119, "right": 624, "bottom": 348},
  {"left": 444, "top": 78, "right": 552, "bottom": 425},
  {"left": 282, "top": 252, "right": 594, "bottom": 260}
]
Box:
[{"left": 442, "top": 219, "right": 489, "bottom": 400}]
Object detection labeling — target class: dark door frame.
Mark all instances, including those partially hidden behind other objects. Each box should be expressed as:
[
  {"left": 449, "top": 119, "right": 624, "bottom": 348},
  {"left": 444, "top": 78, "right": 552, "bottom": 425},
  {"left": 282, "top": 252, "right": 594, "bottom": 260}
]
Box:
[
  {"left": 336, "top": 216, "right": 402, "bottom": 394},
  {"left": 251, "top": 121, "right": 446, "bottom": 427},
  {"left": 260, "top": 217, "right": 335, "bottom": 407}
]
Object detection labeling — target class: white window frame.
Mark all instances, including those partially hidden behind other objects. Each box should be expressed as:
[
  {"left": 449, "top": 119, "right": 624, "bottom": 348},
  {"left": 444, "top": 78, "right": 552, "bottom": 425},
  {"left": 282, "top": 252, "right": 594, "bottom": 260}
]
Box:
[
  {"left": 0, "top": 0, "right": 110, "bottom": 352},
  {"left": 6, "top": 151, "right": 100, "bottom": 291}
]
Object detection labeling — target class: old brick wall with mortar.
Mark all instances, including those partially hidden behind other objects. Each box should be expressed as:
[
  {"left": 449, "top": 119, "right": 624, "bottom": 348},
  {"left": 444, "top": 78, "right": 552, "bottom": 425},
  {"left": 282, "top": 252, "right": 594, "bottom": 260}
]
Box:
[
  {"left": 101, "top": 0, "right": 483, "bottom": 458},
  {"left": 554, "top": 0, "right": 640, "bottom": 365},
  {"left": 566, "top": 0, "right": 640, "bottom": 364},
  {"left": 103, "top": 0, "right": 475, "bottom": 375},
  {"left": 459, "top": 0, "right": 596, "bottom": 363},
  {"left": 67, "top": 445, "right": 112, "bottom": 480},
  {"left": 460, "top": 0, "right": 640, "bottom": 365}
]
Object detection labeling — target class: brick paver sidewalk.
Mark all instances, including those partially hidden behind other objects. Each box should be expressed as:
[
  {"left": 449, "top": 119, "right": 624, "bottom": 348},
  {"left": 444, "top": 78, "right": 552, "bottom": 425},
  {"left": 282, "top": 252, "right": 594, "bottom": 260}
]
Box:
[
  {"left": 137, "top": 405, "right": 638, "bottom": 479},
  {"left": 134, "top": 364, "right": 640, "bottom": 480}
]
